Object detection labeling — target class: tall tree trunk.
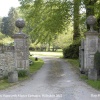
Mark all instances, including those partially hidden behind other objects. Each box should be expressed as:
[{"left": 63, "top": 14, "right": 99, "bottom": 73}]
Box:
[{"left": 73, "top": 0, "right": 80, "bottom": 40}]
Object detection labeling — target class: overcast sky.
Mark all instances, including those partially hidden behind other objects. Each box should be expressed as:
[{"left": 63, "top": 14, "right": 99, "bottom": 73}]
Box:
[{"left": 0, "top": 0, "right": 20, "bottom": 17}]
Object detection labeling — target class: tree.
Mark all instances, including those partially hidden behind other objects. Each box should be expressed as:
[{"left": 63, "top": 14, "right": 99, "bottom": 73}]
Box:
[
  {"left": 82, "top": 0, "right": 98, "bottom": 30},
  {"left": 1, "top": 17, "right": 9, "bottom": 35},
  {"left": 1, "top": 7, "right": 19, "bottom": 36},
  {"left": 73, "top": 0, "right": 81, "bottom": 40},
  {"left": 8, "top": 7, "right": 19, "bottom": 36},
  {"left": 19, "top": 0, "right": 71, "bottom": 43},
  {"left": 83, "top": 0, "right": 98, "bottom": 17}
]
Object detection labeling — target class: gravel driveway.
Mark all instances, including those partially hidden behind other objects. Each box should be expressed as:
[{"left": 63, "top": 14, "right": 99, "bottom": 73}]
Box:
[{"left": 0, "top": 57, "right": 100, "bottom": 100}]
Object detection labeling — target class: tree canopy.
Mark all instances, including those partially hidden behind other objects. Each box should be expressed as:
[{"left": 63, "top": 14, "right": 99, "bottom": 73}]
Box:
[{"left": 19, "top": 0, "right": 72, "bottom": 43}]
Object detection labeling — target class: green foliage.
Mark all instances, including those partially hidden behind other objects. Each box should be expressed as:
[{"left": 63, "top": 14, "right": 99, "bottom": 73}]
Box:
[
  {"left": 94, "top": 51, "right": 100, "bottom": 71},
  {"left": 0, "top": 35, "right": 14, "bottom": 46},
  {"left": 53, "top": 23, "right": 73, "bottom": 49},
  {"left": 63, "top": 39, "right": 81, "bottom": 59},
  {"left": 29, "top": 42, "right": 47, "bottom": 51},
  {"left": 0, "top": 32, "right": 14, "bottom": 46},
  {"left": 0, "top": 32, "right": 5, "bottom": 39},
  {"left": 18, "top": 70, "right": 28, "bottom": 77},
  {"left": 19, "top": 0, "right": 71, "bottom": 43}
]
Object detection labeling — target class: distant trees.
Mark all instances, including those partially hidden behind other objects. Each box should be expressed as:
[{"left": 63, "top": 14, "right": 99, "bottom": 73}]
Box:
[
  {"left": 1, "top": 17, "right": 9, "bottom": 35},
  {"left": 8, "top": 7, "right": 19, "bottom": 35},
  {"left": 1, "top": 7, "right": 19, "bottom": 36}
]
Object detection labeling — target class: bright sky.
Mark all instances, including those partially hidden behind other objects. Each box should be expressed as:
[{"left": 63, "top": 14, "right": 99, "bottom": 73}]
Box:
[{"left": 0, "top": 0, "right": 20, "bottom": 17}]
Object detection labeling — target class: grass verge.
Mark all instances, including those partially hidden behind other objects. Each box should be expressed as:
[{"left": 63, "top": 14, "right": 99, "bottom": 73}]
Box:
[
  {"left": 67, "top": 59, "right": 79, "bottom": 68},
  {"left": 81, "top": 74, "right": 100, "bottom": 90},
  {"left": 67, "top": 59, "right": 100, "bottom": 90},
  {"left": 0, "top": 79, "right": 17, "bottom": 90},
  {"left": 0, "top": 57, "right": 44, "bottom": 90},
  {"left": 29, "top": 57, "right": 44, "bottom": 74}
]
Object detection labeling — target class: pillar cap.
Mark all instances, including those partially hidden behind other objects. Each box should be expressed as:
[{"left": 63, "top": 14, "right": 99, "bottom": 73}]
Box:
[{"left": 12, "top": 33, "right": 28, "bottom": 39}]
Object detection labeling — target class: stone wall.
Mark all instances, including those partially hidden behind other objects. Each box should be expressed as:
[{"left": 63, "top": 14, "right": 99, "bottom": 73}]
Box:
[
  {"left": 0, "top": 43, "right": 29, "bottom": 78},
  {"left": 0, "top": 47, "right": 15, "bottom": 78}
]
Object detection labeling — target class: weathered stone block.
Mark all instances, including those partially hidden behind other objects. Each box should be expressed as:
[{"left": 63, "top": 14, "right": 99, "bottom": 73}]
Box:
[
  {"left": 88, "top": 68, "right": 97, "bottom": 80},
  {"left": 8, "top": 71, "right": 18, "bottom": 83}
]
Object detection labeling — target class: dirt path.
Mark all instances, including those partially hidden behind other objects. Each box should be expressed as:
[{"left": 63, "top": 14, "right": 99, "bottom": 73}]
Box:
[{"left": 0, "top": 57, "right": 100, "bottom": 100}]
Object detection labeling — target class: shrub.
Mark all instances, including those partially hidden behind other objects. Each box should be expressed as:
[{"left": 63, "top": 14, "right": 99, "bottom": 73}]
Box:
[
  {"left": 94, "top": 51, "right": 100, "bottom": 74},
  {"left": 18, "top": 70, "right": 28, "bottom": 77},
  {"left": 63, "top": 40, "right": 81, "bottom": 59}
]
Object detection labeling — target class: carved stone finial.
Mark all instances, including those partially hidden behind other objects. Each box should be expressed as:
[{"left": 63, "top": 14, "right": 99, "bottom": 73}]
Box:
[
  {"left": 15, "top": 18, "right": 25, "bottom": 33},
  {"left": 86, "top": 15, "right": 96, "bottom": 32}
]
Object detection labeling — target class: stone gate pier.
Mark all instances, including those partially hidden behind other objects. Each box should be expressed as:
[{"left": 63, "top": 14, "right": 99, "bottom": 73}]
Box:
[
  {"left": 0, "top": 18, "right": 29, "bottom": 78},
  {"left": 79, "top": 15, "right": 100, "bottom": 80},
  {"left": 13, "top": 18, "right": 29, "bottom": 70}
]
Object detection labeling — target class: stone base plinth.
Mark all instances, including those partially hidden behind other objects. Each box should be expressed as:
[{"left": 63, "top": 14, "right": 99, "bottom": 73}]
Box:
[
  {"left": 88, "top": 68, "right": 97, "bottom": 80},
  {"left": 8, "top": 71, "right": 18, "bottom": 83}
]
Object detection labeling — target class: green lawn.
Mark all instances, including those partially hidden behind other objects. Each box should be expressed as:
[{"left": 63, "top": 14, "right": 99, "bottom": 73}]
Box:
[{"left": 30, "top": 51, "right": 63, "bottom": 57}]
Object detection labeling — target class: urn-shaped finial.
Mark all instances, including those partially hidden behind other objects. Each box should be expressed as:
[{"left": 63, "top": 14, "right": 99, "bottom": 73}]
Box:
[
  {"left": 86, "top": 15, "right": 96, "bottom": 32},
  {"left": 15, "top": 18, "right": 25, "bottom": 33}
]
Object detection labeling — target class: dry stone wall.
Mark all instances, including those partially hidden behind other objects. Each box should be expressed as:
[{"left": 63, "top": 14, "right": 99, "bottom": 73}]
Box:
[{"left": 0, "top": 47, "right": 15, "bottom": 78}]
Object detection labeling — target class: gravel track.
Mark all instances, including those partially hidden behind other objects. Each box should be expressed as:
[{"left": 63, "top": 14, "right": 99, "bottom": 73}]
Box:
[{"left": 0, "top": 57, "right": 100, "bottom": 100}]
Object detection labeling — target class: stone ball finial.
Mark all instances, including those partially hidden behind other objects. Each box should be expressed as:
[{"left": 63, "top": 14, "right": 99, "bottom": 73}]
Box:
[
  {"left": 86, "top": 15, "right": 96, "bottom": 32},
  {"left": 15, "top": 18, "right": 25, "bottom": 33}
]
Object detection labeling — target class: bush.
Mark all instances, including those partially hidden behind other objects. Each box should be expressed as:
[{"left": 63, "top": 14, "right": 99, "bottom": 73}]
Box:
[
  {"left": 18, "top": 70, "right": 28, "bottom": 77},
  {"left": 63, "top": 40, "right": 81, "bottom": 59},
  {"left": 94, "top": 51, "right": 100, "bottom": 74}
]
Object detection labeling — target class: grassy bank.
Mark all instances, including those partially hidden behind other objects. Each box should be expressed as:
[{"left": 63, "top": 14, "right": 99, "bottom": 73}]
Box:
[
  {"left": 0, "top": 79, "right": 17, "bottom": 90},
  {"left": 0, "top": 57, "right": 44, "bottom": 90},
  {"left": 81, "top": 75, "right": 100, "bottom": 90},
  {"left": 67, "top": 59, "right": 79, "bottom": 68},
  {"left": 29, "top": 57, "right": 44, "bottom": 74},
  {"left": 67, "top": 59, "right": 100, "bottom": 90}
]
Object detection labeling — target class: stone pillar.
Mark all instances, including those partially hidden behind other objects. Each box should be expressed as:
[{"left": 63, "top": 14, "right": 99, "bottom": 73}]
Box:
[
  {"left": 84, "top": 16, "right": 99, "bottom": 73},
  {"left": 12, "top": 18, "right": 29, "bottom": 70},
  {"left": 84, "top": 32, "right": 98, "bottom": 71}
]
